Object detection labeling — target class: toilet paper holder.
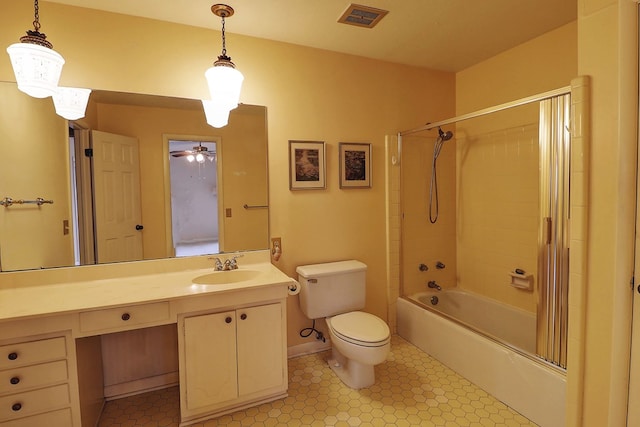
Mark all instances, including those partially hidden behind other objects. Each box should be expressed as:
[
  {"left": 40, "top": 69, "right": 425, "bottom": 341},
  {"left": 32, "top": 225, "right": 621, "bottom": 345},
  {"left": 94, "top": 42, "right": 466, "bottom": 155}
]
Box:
[{"left": 288, "top": 279, "right": 300, "bottom": 295}]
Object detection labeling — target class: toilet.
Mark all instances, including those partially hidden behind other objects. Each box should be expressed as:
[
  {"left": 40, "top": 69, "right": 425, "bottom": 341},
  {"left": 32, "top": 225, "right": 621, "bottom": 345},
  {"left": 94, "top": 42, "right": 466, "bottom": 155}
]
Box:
[{"left": 296, "top": 260, "right": 390, "bottom": 389}]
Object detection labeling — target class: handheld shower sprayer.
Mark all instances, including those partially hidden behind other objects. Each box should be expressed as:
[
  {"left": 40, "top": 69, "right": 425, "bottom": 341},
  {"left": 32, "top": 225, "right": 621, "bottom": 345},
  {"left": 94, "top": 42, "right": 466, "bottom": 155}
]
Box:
[{"left": 429, "top": 127, "right": 454, "bottom": 223}]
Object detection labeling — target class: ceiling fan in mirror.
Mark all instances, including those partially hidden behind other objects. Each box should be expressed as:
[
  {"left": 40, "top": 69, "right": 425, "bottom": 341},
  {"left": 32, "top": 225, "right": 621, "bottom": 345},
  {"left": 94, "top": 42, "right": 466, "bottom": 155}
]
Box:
[{"left": 170, "top": 142, "right": 216, "bottom": 164}]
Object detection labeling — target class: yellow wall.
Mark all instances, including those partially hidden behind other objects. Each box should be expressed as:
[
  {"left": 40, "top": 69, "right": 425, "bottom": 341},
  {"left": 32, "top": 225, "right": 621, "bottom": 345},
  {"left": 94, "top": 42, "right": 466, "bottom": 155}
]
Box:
[
  {"left": 456, "top": 22, "right": 578, "bottom": 113},
  {"left": 574, "top": 0, "right": 637, "bottom": 425},
  {"left": 0, "top": 84, "right": 75, "bottom": 271},
  {"left": 0, "top": 2, "right": 454, "bottom": 348}
]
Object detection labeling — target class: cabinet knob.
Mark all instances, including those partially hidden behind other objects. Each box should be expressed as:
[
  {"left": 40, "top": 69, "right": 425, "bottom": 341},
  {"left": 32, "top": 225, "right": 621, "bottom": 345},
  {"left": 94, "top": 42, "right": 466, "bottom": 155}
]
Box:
[
  {"left": 225, "top": 316, "right": 232, "bottom": 324},
  {"left": 240, "top": 313, "right": 247, "bottom": 320},
  {"left": 121, "top": 313, "right": 131, "bottom": 321},
  {"left": 7, "top": 352, "right": 17, "bottom": 361},
  {"left": 11, "top": 403, "right": 22, "bottom": 412},
  {"left": 9, "top": 377, "right": 20, "bottom": 385}
]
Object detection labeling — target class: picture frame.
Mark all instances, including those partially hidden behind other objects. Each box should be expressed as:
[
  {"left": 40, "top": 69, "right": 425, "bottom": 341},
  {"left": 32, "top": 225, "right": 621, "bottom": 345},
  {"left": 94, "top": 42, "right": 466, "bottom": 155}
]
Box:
[
  {"left": 289, "top": 140, "right": 326, "bottom": 190},
  {"left": 339, "top": 142, "right": 371, "bottom": 189}
]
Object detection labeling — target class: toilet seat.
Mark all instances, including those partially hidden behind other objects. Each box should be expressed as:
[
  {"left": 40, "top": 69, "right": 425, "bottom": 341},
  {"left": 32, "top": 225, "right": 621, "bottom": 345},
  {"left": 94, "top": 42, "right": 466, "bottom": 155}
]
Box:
[{"left": 327, "top": 311, "right": 390, "bottom": 347}]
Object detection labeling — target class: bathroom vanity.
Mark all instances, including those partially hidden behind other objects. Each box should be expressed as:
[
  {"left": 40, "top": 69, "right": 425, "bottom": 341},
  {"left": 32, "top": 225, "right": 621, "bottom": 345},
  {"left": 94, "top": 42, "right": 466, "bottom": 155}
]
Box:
[{"left": 0, "top": 251, "right": 291, "bottom": 426}]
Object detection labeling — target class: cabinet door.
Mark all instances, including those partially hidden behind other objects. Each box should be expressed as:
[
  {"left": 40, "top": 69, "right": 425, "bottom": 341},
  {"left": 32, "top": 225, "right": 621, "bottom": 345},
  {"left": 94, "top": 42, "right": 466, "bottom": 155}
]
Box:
[
  {"left": 183, "top": 311, "right": 237, "bottom": 410},
  {"left": 236, "top": 303, "right": 284, "bottom": 396}
]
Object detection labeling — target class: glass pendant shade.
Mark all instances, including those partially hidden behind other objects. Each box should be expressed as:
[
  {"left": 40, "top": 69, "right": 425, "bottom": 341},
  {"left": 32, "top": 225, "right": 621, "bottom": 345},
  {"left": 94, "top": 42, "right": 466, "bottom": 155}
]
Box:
[
  {"left": 202, "top": 99, "right": 230, "bottom": 128},
  {"left": 52, "top": 86, "right": 91, "bottom": 120},
  {"left": 6, "top": 42, "right": 65, "bottom": 98},
  {"left": 204, "top": 64, "right": 244, "bottom": 111}
]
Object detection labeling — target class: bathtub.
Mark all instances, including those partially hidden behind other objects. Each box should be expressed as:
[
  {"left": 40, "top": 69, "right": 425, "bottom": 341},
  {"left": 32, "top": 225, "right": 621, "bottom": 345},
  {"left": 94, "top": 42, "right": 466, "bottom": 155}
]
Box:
[
  {"left": 397, "top": 290, "right": 566, "bottom": 427},
  {"left": 410, "top": 289, "right": 536, "bottom": 353}
]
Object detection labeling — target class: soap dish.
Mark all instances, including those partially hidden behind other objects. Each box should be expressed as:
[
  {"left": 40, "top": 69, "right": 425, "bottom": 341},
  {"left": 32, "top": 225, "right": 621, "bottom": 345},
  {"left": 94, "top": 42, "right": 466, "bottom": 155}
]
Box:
[{"left": 509, "top": 271, "right": 533, "bottom": 291}]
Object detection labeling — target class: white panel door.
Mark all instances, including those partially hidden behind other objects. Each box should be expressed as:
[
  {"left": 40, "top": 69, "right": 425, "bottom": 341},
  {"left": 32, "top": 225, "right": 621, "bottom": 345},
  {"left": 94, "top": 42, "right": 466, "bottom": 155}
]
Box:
[{"left": 92, "top": 130, "right": 143, "bottom": 263}]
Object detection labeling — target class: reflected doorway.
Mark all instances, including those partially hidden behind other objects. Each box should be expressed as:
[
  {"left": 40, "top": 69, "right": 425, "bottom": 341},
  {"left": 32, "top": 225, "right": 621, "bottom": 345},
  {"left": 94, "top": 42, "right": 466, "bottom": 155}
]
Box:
[{"left": 168, "top": 139, "right": 220, "bottom": 257}]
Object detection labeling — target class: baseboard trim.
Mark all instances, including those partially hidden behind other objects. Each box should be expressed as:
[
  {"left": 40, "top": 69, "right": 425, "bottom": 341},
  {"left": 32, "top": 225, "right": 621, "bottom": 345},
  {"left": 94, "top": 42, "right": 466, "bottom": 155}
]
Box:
[
  {"left": 104, "top": 371, "right": 179, "bottom": 399},
  {"left": 287, "top": 339, "right": 331, "bottom": 358}
]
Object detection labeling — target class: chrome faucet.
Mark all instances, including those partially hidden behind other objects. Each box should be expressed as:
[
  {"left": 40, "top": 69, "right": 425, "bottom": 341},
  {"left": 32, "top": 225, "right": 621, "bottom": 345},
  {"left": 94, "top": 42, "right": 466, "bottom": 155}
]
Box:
[
  {"left": 224, "top": 254, "right": 244, "bottom": 270},
  {"left": 211, "top": 254, "right": 244, "bottom": 271},
  {"left": 210, "top": 257, "right": 223, "bottom": 271},
  {"left": 427, "top": 280, "right": 442, "bottom": 291}
]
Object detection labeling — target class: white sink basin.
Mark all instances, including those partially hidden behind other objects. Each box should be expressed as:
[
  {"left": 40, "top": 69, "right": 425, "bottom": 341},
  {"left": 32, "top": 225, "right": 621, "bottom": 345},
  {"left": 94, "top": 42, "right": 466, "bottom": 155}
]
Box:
[{"left": 192, "top": 269, "right": 262, "bottom": 285}]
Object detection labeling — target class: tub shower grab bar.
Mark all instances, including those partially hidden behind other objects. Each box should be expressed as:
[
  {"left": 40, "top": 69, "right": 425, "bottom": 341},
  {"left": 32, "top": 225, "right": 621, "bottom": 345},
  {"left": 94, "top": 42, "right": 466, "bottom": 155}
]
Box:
[{"left": 1, "top": 197, "right": 54, "bottom": 207}]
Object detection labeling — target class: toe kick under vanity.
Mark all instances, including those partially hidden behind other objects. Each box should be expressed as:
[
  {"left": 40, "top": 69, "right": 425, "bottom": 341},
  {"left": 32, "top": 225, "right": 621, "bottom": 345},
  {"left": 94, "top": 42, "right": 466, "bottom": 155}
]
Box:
[{"left": 0, "top": 250, "right": 291, "bottom": 427}]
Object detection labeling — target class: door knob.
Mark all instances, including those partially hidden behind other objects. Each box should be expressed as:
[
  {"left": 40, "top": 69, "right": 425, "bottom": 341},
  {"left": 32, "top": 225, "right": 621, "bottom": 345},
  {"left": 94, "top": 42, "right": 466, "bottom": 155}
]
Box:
[{"left": 135, "top": 224, "right": 144, "bottom": 230}]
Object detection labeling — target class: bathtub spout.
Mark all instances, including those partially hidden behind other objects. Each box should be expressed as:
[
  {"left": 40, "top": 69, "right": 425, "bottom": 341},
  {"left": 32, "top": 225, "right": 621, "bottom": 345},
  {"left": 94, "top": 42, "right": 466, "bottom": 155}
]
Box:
[{"left": 427, "top": 280, "right": 442, "bottom": 291}]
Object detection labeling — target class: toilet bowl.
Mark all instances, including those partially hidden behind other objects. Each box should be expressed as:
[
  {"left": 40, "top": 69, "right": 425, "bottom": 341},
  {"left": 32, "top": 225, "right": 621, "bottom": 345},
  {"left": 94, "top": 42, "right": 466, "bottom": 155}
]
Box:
[
  {"left": 296, "top": 260, "right": 391, "bottom": 389},
  {"left": 325, "top": 311, "right": 390, "bottom": 389}
]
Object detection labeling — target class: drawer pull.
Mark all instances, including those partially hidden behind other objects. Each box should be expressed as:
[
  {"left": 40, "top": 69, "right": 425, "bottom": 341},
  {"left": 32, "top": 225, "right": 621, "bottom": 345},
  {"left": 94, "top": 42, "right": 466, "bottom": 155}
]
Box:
[
  {"left": 240, "top": 313, "right": 247, "bottom": 320},
  {"left": 11, "top": 403, "right": 22, "bottom": 412},
  {"left": 225, "top": 316, "right": 232, "bottom": 324},
  {"left": 121, "top": 313, "right": 131, "bottom": 321},
  {"left": 7, "top": 352, "right": 17, "bottom": 361},
  {"left": 9, "top": 377, "right": 20, "bottom": 385}
]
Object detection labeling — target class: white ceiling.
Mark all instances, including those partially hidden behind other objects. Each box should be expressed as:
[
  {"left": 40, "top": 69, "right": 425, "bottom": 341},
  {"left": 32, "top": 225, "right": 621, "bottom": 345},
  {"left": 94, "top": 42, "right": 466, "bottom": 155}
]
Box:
[{"left": 45, "top": 0, "right": 576, "bottom": 72}]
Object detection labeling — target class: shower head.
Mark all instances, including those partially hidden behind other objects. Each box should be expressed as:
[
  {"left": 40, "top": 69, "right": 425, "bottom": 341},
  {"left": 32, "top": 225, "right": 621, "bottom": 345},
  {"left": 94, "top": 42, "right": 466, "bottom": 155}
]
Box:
[{"left": 438, "top": 127, "right": 453, "bottom": 141}]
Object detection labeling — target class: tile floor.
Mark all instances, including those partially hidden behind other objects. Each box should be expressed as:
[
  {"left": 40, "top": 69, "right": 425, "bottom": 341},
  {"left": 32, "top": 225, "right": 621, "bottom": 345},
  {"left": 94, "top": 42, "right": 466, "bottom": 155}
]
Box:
[{"left": 98, "top": 335, "right": 538, "bottom": 427}]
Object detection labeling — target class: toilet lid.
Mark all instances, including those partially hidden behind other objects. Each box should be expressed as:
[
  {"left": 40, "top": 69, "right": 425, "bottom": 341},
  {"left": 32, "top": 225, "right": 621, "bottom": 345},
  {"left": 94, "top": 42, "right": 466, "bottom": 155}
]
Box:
[{"left": 328, "top": 311, "right": 390, "bottom": 346}]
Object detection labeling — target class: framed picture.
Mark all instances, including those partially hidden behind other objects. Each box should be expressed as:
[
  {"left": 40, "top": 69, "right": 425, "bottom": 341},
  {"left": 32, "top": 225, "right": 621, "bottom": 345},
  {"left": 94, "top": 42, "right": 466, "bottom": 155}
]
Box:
[
  {"left": 339, "top": 142, "right": 371, "bottom": 189},
  {"left": 289, "top": 140, "right": 326, "bottom": 190}
]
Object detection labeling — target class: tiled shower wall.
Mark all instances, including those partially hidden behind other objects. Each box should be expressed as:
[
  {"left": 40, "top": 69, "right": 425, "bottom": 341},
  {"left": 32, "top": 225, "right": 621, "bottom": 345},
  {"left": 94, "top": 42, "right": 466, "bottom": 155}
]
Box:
[{"left": 386, "top": 77, "right": 590, "bottom": 423}]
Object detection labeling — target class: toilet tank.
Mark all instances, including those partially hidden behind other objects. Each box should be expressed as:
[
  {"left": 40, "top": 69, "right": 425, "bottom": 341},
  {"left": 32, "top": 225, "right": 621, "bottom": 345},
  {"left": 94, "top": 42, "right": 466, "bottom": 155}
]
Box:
[{"left": 296, "top": 260, "right": 367, "bottom": 319}]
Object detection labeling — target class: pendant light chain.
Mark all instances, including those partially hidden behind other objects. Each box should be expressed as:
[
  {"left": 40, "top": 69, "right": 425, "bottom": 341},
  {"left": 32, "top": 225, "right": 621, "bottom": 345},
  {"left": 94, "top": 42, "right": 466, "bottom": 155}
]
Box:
[
  {"left": 33, "top": 0, "right": 41, "bottom": 32},
  {"left": 220, "top": 14, "right": 227, "bottom": 57}
]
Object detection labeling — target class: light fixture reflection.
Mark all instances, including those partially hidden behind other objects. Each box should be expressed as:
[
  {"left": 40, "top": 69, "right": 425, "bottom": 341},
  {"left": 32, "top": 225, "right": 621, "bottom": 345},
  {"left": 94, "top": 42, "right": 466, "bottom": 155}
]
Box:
[
  {"left": 202, "top": 99, "right": 230, "bottom": 128},
  {"left": 52, "top": 87, "right": 91, "bottom": 120}
]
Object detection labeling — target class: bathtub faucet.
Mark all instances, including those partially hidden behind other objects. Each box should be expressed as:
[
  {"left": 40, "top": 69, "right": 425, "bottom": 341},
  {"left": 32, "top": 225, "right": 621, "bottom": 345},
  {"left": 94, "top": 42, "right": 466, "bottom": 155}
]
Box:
[{"left": 427, "top": 280, "right": 442, "bottom": 291}]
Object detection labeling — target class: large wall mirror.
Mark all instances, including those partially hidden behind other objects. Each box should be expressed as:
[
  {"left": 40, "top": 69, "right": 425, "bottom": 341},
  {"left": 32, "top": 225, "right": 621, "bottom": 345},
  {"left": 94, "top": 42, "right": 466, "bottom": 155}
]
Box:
[{"left": 0, "top": 82, "right": 269, "bottom": 272}]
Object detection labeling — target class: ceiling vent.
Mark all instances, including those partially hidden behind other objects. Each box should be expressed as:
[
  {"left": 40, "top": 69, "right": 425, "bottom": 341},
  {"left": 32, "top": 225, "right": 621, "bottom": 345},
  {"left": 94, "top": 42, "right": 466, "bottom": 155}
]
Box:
[{"left": 338, "top": 4, "right": 389, "bottom": 29}]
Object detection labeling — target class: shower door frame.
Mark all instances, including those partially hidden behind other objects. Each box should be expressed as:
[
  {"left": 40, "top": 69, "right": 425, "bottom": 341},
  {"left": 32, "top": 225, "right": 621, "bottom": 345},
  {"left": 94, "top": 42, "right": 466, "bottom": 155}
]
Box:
[{"left": 398, "top": 86, "right": 572, "bottom": 367}]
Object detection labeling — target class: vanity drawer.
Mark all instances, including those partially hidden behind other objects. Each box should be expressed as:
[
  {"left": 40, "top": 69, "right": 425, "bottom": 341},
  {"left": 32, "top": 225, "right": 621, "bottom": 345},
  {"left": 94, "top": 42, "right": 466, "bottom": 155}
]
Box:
[
  {"left": 0, "top": 407, "right": 72, "bottom": 427},
  {"left": 0, "top": 360, "right": 68, "bottom": 394},
  {"left": 0, "top": 338, "right": 66, "bottom": 370},
  {"left": 0, "top": 383, "right": 70, "bottom": 421},
  {"left": 79, "top": 302, "right": 170, "bottom": 334}
]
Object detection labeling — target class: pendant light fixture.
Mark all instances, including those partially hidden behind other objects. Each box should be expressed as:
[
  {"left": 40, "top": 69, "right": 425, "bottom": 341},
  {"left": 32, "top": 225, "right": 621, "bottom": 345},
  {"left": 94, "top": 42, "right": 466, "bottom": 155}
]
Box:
[
  {"left": 203, "top": 4, "right": 244, "bottom": 128},
  {"left": 6, "top": 0, "right": 65, "bottom": 98}
]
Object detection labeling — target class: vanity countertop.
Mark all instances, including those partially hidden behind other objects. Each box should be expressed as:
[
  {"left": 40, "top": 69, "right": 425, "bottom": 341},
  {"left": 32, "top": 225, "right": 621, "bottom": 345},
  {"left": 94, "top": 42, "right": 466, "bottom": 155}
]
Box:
[{"left": 0, "top": 251, "right": 293, "bottom": 322}]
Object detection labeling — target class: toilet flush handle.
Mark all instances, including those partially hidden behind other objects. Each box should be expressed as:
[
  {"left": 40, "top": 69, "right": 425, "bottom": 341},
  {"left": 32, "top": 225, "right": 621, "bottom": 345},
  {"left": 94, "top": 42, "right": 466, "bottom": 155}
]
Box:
[{"left": 307, "top": 278, "right": 318, "bottom": 284}]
